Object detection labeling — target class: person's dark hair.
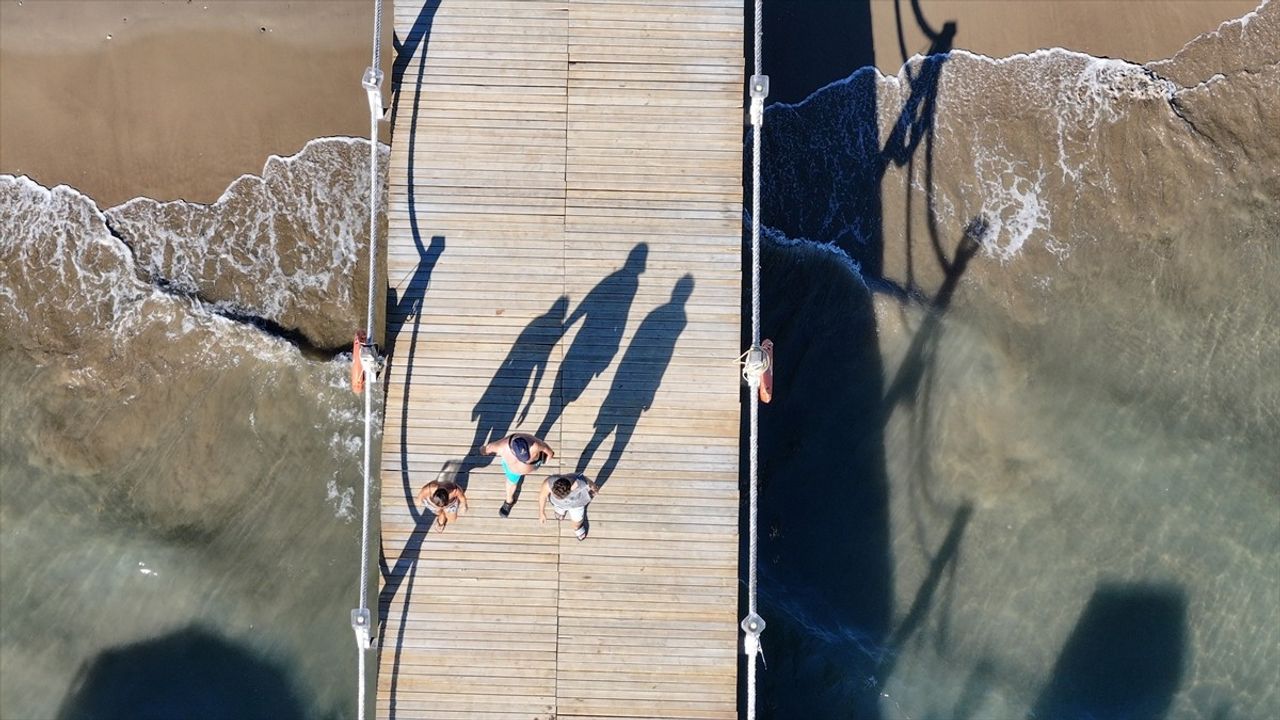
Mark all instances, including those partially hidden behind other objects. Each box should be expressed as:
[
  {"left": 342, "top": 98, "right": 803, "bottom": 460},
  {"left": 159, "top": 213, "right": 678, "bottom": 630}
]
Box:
[
  {"left": 432, "top": 488, "right": 450, "bottom": 506},
  {"left": 551, "top": 476, "right": 573, "bottom": 498}
]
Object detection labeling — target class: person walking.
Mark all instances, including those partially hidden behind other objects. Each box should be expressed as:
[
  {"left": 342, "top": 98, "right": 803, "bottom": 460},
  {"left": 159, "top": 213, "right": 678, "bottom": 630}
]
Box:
[
  {"left": 481, "top": 433, "right": 556, "bottom": 517},
  {"left": 538, "top": 473, "right": 598, "bottom": 541},
  {"left": 415, "top": 478, "right": 468, "bottom": 532}
]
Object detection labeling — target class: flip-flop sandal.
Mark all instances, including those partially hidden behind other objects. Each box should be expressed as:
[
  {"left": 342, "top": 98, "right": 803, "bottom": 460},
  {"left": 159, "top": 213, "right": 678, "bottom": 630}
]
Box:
[{"left": 575, "top": 525, "right": 588, "bottom": 541}]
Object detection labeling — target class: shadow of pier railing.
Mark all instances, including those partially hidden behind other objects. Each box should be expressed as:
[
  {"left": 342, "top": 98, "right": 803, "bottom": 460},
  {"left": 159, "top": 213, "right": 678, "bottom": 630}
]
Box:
[{"left": 375, "top": 2, "right": 441, "bottom": 717}]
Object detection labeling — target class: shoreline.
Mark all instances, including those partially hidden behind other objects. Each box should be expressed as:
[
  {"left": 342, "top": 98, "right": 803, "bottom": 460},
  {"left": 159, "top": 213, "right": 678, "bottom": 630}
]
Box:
[
  {"left": 869, "top": 0, "right": 1261, "bottom": 75},
  {"left": 0, "top": 0, "right": 390, "bottom": 208},
  {"left": 1, "top": 0, "right": 1262, "bottom": 205}
]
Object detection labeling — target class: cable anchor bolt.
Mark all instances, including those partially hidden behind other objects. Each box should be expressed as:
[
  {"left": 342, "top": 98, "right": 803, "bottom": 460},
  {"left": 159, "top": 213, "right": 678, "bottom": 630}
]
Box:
[
  {"left": 362, "top": 67, "right": 385, "bottom": 120},
  {"left": 359, "top": 341, "right": 384, "bottom": 381},
  {"left": 749, "top": 74, "right": 769, "bottom": 128},
  {"left": 351, "top": 608, "right": 374, "bottom": 650},
  {"left": 741, "top": 612, "right": 766, "bottom": 662}
]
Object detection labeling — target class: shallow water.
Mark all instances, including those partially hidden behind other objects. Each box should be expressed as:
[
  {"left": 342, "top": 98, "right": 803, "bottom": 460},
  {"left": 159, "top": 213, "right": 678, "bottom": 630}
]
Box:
[{"left": 0, "top": 142, "right": 378, "bottom": 719}]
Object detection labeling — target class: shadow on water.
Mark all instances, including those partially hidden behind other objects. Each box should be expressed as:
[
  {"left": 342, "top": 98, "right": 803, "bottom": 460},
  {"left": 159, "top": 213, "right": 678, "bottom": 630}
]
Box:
[
  {"left": 1030, "top": 583, "right": 1187, "bottom": 720},
  {"left": 747, "top": 1, "right": 978, "bottom": 718},
  {"left": 56, "top": 626, "right": 308, "bottom": 720},
  {"left": 376, "top": 3, "right": 440, "bottom": 718},
  {"left": 535, "top": 243, "right": 648, "bottom": 441},
  {"left": 576, "top": 275, "right": 693, "bottom": 487}
]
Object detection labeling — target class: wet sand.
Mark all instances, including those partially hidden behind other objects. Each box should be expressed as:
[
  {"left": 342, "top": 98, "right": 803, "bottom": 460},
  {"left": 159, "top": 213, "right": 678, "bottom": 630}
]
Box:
[
  {"left": 756, "top": 0, "right": 1261, "bottom": 103},
  {"left": 870, "top": 1, "right": 1261, "bottom": 74},
  {"left": 0, "top": 0, "right": 390, "bottom": 208}
]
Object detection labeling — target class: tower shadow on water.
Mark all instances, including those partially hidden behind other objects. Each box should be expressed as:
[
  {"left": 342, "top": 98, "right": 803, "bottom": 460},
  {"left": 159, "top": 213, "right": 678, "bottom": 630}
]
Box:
[
  {"left": 56, "top": 626, "right": 308, "bottom": 720},
  {"left": 1030, "top": 583, "right": 1187, "bottom": 720}
]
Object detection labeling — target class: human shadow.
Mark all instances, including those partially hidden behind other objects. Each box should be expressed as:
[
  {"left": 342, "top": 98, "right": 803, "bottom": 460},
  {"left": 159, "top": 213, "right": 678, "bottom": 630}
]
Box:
[
  {"left": 56, "top": 625, "right": 308, "bottom": 720},
  {"left": 466, "top": 296, "right": 568, "bottom": 475},
  {"left": 1030, "top": 583, "right": 1187, "bottom": 720},
  {"left": 576, "top": 275, "right": 693, "bottom": 487},
  {"left": 536, "top": 243, "right": 648, "bottom": 441}
]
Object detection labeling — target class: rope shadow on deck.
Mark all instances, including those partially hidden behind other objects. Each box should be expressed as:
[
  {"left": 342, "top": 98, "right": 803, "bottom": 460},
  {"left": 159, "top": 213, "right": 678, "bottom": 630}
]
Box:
[{"left": 376, "top": 2, "right": 441, "bottom": 716}]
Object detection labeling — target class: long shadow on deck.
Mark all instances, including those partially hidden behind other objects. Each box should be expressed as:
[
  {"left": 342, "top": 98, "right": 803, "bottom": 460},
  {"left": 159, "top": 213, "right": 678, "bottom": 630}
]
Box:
[
  {"left": 576, "top": 275, "right": 693, "bottom": 487},
  {"left": 747, "top": 1, "right": 978, "bottom": 718},
  {"left": 464, "top": 297, "right": 568, "bottom": 478},
  {"left": 535, "top": 243, "right": 648, "bottom": 442},
  {"left": 376, "top": 3, "right": 441, "bottom": 718}
]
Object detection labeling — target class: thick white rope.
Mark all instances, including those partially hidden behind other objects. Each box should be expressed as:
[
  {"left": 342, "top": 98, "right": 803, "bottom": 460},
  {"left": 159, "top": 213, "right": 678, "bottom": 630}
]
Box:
[
  {"left": 744, "top": 0, "right": 766, "bottom": 719},
  {"left": 354, "top": 1, "right": 384, "bottom": 719}
]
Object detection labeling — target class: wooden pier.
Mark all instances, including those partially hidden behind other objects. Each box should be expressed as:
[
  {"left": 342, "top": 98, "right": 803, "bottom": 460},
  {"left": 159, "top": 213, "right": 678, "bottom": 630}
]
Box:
[{"left": 377, "top": 1, "right": 743, "bottom": 717}]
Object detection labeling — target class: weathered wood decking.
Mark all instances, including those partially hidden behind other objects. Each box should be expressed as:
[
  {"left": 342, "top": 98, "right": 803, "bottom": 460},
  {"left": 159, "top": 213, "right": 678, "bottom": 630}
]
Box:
[{"left": 377, "top": 2, "right": 743, "bottom": 717}]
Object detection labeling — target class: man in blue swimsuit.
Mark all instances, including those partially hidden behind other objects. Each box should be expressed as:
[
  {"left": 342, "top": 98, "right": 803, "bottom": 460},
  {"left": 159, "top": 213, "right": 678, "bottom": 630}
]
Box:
[{"left": 480, "top": 433, "right": 555, "bottom": 517}]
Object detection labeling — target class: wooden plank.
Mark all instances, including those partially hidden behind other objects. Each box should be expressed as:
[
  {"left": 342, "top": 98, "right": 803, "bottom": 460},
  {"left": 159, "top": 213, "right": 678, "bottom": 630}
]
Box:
[{"left": 379, "top": 2, "right": 741, "bottom": 717}]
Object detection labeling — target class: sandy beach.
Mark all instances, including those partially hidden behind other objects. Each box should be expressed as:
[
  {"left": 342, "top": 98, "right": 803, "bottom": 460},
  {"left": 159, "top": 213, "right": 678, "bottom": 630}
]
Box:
[
  {"left": 2, "top": 0, "right": 1258, "bottom": 205},
  {"left": 1, "top": 0, "right": 390, "bottom": 207}
]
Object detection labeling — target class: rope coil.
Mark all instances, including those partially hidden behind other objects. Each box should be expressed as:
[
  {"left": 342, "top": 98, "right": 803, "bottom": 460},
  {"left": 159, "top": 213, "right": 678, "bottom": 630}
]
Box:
[{"left": 738, "top": 344, "right": 769, "bottom": 386}]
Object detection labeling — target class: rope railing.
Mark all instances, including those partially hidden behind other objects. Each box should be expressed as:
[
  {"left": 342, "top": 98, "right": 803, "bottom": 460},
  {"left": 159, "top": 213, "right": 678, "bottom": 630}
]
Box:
[
  {"left": 742, "top": 0, "right": 769, "bottom": 718},
  {"left": 353, "top": 1, "right": 384, "bottom": 719}
]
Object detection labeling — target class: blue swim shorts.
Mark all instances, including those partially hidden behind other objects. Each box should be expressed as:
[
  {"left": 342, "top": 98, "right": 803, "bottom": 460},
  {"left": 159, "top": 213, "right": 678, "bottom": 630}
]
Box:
[{"left": 500, "top": 455, "right": 542, "bottom": 484}]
